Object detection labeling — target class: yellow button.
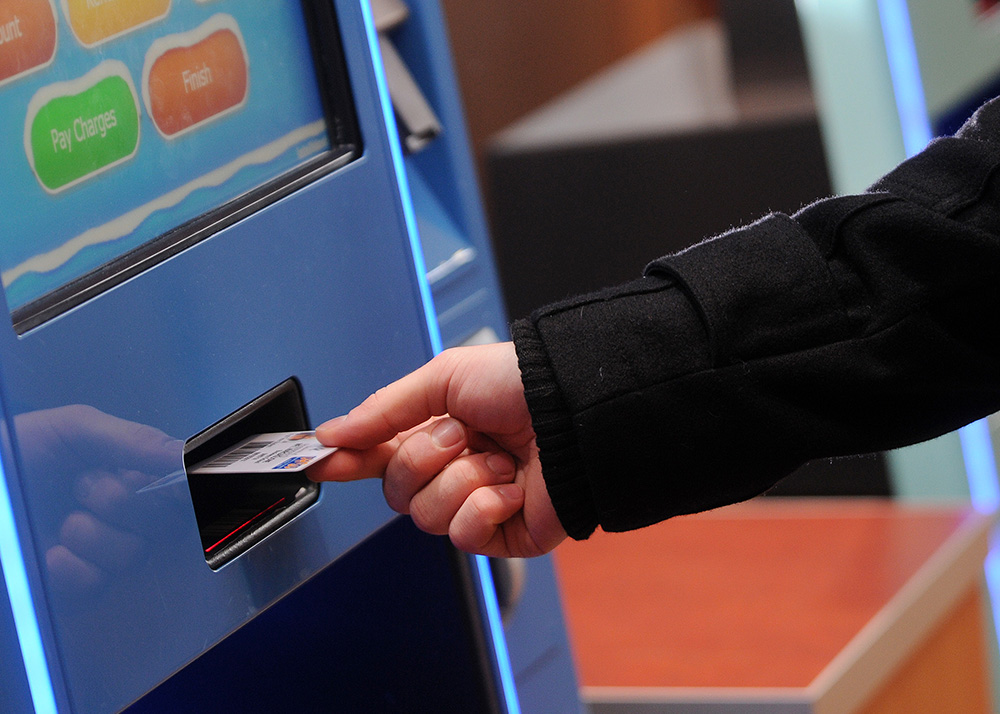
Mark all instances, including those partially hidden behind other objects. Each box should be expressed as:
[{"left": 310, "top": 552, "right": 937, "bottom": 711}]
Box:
[{"left": 63, "top": 0, "right": 170, "bottom": 47}]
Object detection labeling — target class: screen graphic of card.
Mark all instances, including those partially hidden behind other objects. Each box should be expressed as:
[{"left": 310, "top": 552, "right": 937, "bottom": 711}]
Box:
[{"left": 190, "top": 431, "right": 337, "bottom": 473}]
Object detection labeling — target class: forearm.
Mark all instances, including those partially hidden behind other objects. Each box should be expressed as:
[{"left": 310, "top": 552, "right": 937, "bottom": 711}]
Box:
[{"left": 513, "top": 97, "right": 1000, "bottom": 539}]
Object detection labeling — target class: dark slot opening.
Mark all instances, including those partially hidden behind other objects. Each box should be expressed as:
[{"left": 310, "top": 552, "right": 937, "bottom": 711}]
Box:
[{"left": 184, "top": 379, "right": 320, "bottom": 569}]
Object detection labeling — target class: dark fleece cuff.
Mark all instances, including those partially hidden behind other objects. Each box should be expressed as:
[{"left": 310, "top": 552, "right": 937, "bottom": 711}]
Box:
[{"left": 510, "top": 319, "right": 598, "bottom": 540}]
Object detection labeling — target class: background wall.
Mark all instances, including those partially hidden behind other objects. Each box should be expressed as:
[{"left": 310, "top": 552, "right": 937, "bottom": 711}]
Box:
[{"left": 440, "top": 1, "right": 718, "bottom": 162}]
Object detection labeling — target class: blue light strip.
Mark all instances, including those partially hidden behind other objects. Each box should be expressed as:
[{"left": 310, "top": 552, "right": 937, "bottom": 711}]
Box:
[
  {"left": 474, "top": 554, "right": 522, "bottom": 714},
  {"left": 0, "top": 463, "right": 57, "bottom": 714},
  {"left": 359, "top": 0, "right": 442, "bottom": 356},
  {"left": 961, "top": 419, "right": 1000, "bottom": 513},
  {"left": 359, "top": 3, "right": 518, "bottom": 711},
  {"left": 877, "top": 0, "right": 933, "bottom": 155},
  {"left": 877, "top": 0, "right": 1000, "bottom": 512},
  {"left": 985, "top": 546, "right": 1000, "bottom": 631},
  {"left": 878, "top": 0, "right": 1000, "bottom": 667}
]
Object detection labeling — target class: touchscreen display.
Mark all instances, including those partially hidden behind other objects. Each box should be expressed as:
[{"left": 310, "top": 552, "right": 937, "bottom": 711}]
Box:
[{"left": 0, "top": 0, "right": 356, "bottom": 330}]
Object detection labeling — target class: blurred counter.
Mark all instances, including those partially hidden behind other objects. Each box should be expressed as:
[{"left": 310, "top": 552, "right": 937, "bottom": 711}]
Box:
[{"left": 554, "top": 500, "right": 994, "bottom": 713}]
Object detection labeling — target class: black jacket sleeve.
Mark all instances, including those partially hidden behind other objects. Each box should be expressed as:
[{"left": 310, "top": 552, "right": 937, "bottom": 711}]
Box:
[{"left": 511, "top": 97, "right": 1000, "bottom": 540}]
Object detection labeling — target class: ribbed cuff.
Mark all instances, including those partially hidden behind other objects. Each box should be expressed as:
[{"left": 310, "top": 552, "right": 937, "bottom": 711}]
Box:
[{"left": 511, "top": 318, "right": 598, "bottom": 540}]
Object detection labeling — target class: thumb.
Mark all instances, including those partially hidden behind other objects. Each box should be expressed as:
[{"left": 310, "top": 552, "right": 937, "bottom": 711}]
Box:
[{"left": 316, "top": 352, "right": 462, "bottom": 449}]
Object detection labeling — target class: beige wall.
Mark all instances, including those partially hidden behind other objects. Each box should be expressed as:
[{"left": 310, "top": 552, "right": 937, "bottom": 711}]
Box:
[{"left": 441, "top": 1, "right": 718, "bottom": 161}]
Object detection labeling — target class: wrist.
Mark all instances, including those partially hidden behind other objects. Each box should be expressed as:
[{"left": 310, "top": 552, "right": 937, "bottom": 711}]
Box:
[{"left": 511, "top": 319, "right": 598, "bottom": 540}]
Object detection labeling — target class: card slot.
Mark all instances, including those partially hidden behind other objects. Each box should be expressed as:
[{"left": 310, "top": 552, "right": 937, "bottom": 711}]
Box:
[{"left": 184, "top": 379, "right": 320, "bottom": 569}]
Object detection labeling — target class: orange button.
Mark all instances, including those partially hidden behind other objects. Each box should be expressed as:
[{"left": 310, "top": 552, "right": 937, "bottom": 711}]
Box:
[
  {"left": 143, "top": 15, "right": 248, "bottom": 138},
  {"left": 63, "top": 0, "right": 170, "bottom": 48},
  {"left": 0, "top": 0, "right": 56, "bottom": 86}
]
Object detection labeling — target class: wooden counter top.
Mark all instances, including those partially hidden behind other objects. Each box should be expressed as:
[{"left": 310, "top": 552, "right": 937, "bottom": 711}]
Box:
[{"left": 553, "top": 499, "right": 993, "bottom": 713}]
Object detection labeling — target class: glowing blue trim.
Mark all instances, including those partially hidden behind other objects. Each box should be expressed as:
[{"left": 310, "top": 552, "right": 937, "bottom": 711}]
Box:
[
  {"left": 985, "top": 546, "right": 1000, "bottom": 626},
  {"left": 960, "top": 420, "right": 1000, "bottom": 513},
  {"left": 878, "top": 0, "right": 1000, "bottom": 680},
  {"left": 0, "top": 465, "right": 57, "bottom": 713},
  {"left": 474, "top": 554, "right": 522, "bottom": 714},
  {"left": 360, "top": 4, "right": 515, "bottom": 710},
  {"left": 877, "top": 0, "right": 933, "bottom": 156},
  {"left": 359, "top": 0, "right": 443, "bottom": 356},
  {"left": 876, "top": 0, "right": 1000, "bottom": 525}
]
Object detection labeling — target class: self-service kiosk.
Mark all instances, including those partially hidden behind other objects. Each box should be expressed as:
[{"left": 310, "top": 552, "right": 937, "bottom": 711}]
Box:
[
  {"left": 372, "top": 3, "right": 583, "bottom": 712},
  {"left": 0, "top": 1, "right": 576, "bottom": 712}
]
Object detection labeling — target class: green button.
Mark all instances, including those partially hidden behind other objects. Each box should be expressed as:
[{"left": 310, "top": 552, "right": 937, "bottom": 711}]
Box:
[{"left": 27, "top": 65, "right": 140, "bottom": 193}]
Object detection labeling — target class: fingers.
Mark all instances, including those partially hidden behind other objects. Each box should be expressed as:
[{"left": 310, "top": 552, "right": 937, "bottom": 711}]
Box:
[
  {"left": 19, "top": 405, "right": 182, "bottom": 473},
  {"left": 449, "top": 484, "right": 525, "bottom": 556},
  {"left": 315, "top": 356, "right": 455, "bottom": 450},
  {"left": 404, "top": 451, "right": 516, "bottom": 533},
  {"left": 308, "top": 415, "right": 471, "bottom": 484},
  {"left": 45, "top": 511, "right": 144, "bottom": 596},
  {"left": 314, "top": 343, "right": 524, "bottom": 451},
  {"left": 382, "top": 418, "right": 470, "bottom": 510},
  {"left": 46, "top": 545, "right": 102, "bottom": 594},
  {"left": 314, "top": 413, "right": 534, "bottom": 557},
  {"left": 59, "top": 511, "right": 142, "bottom": 573},
  {"left": 74, "top": 470, "right": 151, "bottom": 527},
  {"left": 307, "top": 440, "right": 399, "bottom": 482}
]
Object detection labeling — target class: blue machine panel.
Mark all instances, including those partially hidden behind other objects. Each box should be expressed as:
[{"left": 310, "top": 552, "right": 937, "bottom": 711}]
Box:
[
  {"left": 378, "top": 1, "right": 584, "bottom": 711},
  {"left": 0, "top": 1, "right": 516, "bottom": 712},
  {"left": 0, "top": 558, "right": 34, "bottom": 714},
  {"left": 122, "top": 517, "right": 503, "bottom": 713}
]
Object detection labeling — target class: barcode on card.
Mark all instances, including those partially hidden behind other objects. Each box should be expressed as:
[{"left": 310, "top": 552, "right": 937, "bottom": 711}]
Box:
[
  {"left": 189, "top": 432, "right": 337, "bottom": 474},
  {"left": 209, "top": 441, "right": 272, "bottom": 467}
]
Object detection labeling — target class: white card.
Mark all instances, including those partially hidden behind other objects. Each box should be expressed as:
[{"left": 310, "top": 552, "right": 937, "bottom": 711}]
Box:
[{"left": 189, "top": 431, "right": 337, "bottom": 474}]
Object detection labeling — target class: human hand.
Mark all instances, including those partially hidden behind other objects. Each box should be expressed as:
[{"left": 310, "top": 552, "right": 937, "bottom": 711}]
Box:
[
  {"left": 309, "top": 342, "right": 567, "bottom": 557},
  {"left": 16, "top": 405, "right": 182, "bottom": 595}
]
